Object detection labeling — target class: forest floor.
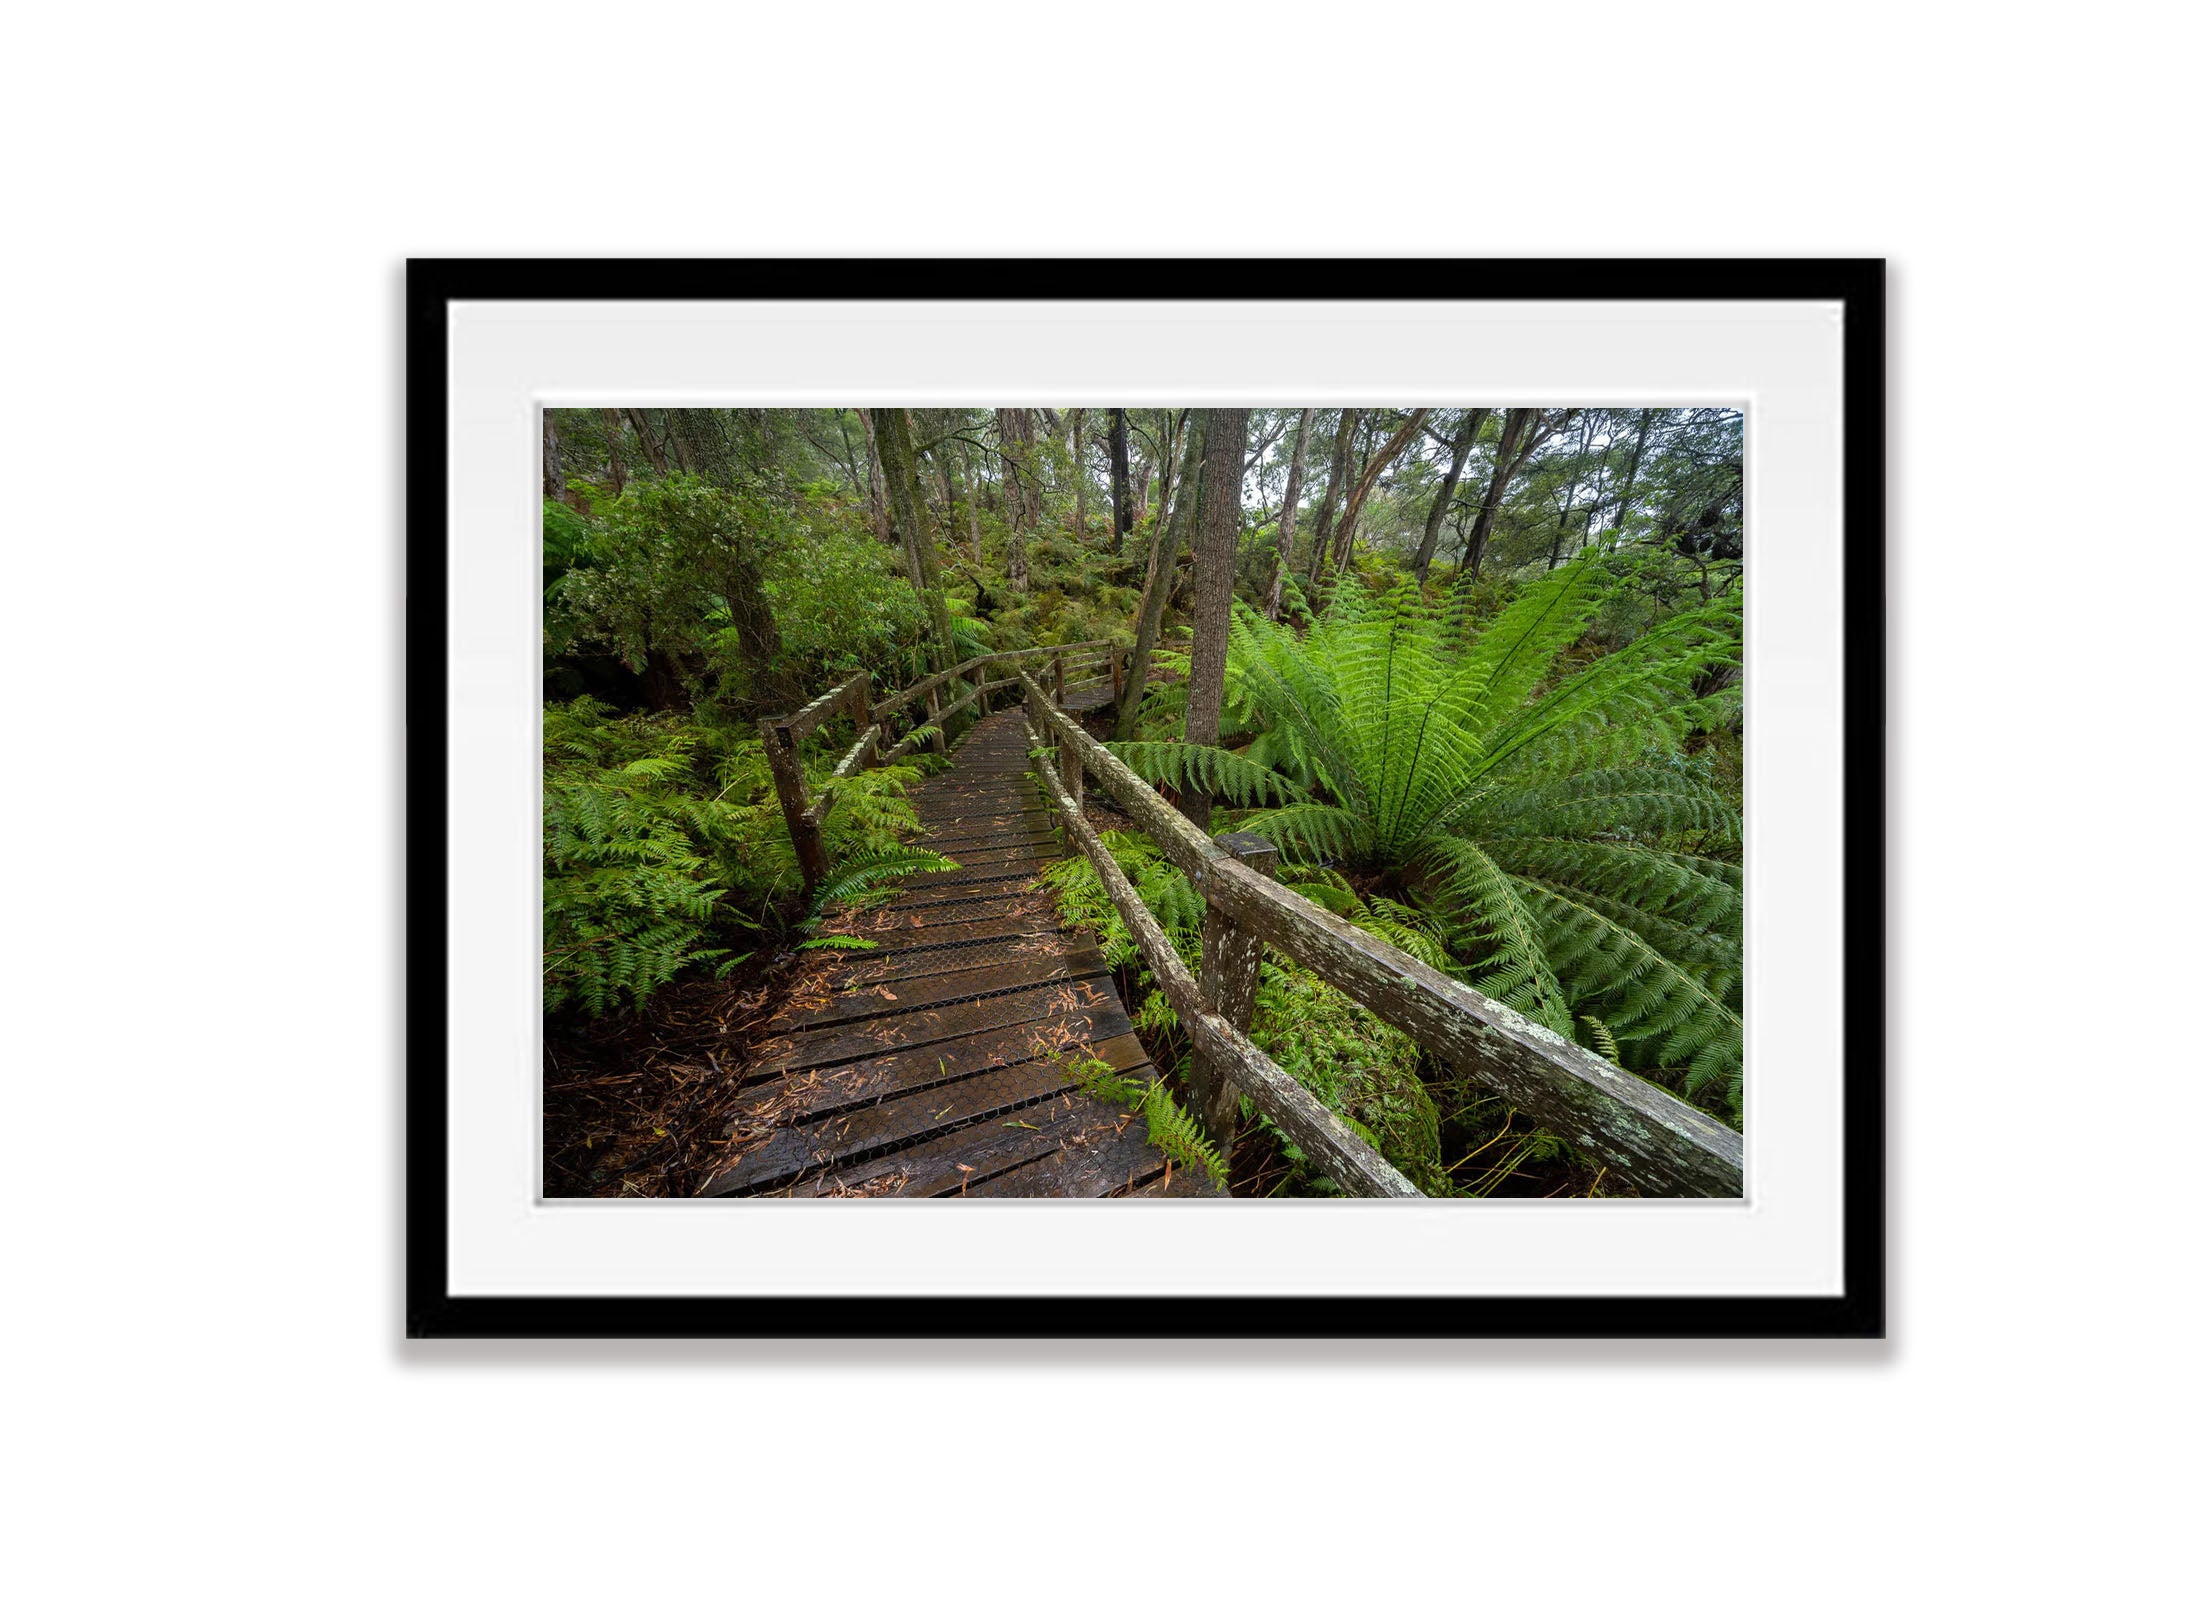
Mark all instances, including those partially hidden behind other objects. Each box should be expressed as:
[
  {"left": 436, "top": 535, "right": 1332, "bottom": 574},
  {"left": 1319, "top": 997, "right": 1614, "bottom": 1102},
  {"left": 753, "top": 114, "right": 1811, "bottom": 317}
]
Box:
[{"left": 544, "top": 963, "right": 799, "bottom": 1198}]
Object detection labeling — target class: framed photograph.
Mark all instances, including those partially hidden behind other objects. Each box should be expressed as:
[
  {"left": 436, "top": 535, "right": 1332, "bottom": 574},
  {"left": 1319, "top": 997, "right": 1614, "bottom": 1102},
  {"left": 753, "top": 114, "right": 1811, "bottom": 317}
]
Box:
[{"left": 407, "top": 258, "right": 1883, "bottom": 1337}]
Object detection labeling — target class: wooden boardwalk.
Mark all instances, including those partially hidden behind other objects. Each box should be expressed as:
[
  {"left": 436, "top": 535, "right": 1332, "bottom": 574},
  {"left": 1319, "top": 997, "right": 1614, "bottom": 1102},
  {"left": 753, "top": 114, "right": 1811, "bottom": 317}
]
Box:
[{"left": 699, "top": 695, "right": 1221, "bottom": 1199}]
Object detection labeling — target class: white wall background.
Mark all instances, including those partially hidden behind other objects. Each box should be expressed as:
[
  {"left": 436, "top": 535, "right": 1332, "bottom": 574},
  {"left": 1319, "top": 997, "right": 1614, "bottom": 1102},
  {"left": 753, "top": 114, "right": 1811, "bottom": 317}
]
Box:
[{"left": 4, "top": 4, "right": 2191, "bottom": 1595}]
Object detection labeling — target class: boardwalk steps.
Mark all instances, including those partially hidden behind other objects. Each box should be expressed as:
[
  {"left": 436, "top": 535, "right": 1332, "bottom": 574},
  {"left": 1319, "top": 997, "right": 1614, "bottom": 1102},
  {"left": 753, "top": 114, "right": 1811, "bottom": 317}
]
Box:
[{"left": 700, "top": 700, "right": 1222, "bottom": 1200}]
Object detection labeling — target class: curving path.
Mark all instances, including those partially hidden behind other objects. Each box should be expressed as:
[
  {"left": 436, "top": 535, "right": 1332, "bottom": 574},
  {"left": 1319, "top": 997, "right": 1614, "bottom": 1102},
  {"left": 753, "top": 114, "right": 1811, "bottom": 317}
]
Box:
[{"left": 699, "top": 695, "right": 1221, "bottom": 1199}]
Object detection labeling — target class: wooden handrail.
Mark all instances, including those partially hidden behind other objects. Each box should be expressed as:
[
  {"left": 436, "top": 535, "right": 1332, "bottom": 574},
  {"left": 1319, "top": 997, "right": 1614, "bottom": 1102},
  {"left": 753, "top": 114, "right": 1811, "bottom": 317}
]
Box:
[
  {"left": 772, "top": 672, "right": 871, "bottom": 743},
  {"left": 872, "top": 641, "right": 1110, "bottom": 721},
  {"left": 761, "top": 640, "right": 1120, "bottom": 895},
  {"left": 1017, "top": 670, "right": 1745, "bottom": 1199},
  {"left": 1021, "top": 709, "right": 1421, "bottom": 1198}
]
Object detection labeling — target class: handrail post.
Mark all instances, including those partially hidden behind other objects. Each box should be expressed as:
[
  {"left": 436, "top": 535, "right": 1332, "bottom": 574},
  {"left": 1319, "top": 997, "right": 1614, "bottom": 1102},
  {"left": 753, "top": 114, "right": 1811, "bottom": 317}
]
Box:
[
  {"left": 852, "top": 671, "right": 875, "bottom": 768},
  {"left": 1109, "top": 644, "right": 1123, "bottom": 710},
  {"left": 1054, "top": 664, "right": 1083, "bottom": 819},
  {"left": 1194, "top": 832, "right": 1278, "bottom": 1155},
  {"left": 763, "top": 719, "right": 828, "bottom": 895},
  {"left": 970, "top": 661, "right": 989, "bottom": 718},
  {"left": 924, "top": 683, "right": 946, "bottom": 755}
]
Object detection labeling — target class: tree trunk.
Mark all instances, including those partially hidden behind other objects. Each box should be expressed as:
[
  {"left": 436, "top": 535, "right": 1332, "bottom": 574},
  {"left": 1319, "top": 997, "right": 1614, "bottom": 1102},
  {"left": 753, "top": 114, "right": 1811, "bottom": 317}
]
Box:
[
  {"left": 997, "top": 406, "right": 1038, "bottom": 593},
  {"left": 1324, "top": 408, "right": 1429, "bottom": 594},
  {"left": 1461, "top": 408, "right": 1538, "bottom": 577},
  {"left": 543, "top": 411, "right": 568, "bottom": 503},
  {"left": 835, "top": 411, "right": 866, "bottom": 496},
  {"left": 1180, "top": 409, "right": 1249, "bottom": 832},
  {"left": 938, "top": 448, "right": 959, "bottom": 560},
  {"left": 956, "top": 440, "right": 982, "bottom": 566},
  {"left": 872, "top": 406, "right": 958, "bottom": 676},
  {"left": 1263, "top": 408, "right": 1315, "bottom": 619},
  {"left": 665, "top": 410, "right": 698, "bottom": 474},
  {"left": 1107, "top": 408, "right": 1132, "bottom": 556},
  {"left": 855, "top": 408, "right": 892, "bottom": 543},
  {"left": 1304, "top": 408, "right": 1357, "bottom": 597},
  {"left": 1548, "top": 411, "right": 1595, "bottom": 569},
  {"left": 1607, "top": 409, "right": 1654, "bottom": 545},
  {"left": 1117, "top": 410, "right": 1208, "bottom": 739},
  {"left": 625, "top": 409, "right": 670, "bottom": 475},
  {"left": 1153, "top": 411, "right": 1181, "bottom": 545},
  {"left": 1133, "top": 439, "right": 1154, "bottom": 527},
  {"left": 716, "top": 539, "right": 799, "bottom": 711},
  {"left": 1071, "top": 408, "right": 1087, "bottom": 539},
  {"left": 1411, "top": 408, "right": 1487, "bottom": 582},
  {"left": 599, "top": 409, "right": 628, "bottom": 496}
]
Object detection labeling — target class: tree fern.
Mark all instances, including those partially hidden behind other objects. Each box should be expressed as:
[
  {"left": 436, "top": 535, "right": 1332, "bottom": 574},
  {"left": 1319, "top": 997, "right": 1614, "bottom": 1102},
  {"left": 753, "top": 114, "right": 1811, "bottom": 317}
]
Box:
[{"left": 1139, "top": 558, "right": 1745, "bottom": 1116}]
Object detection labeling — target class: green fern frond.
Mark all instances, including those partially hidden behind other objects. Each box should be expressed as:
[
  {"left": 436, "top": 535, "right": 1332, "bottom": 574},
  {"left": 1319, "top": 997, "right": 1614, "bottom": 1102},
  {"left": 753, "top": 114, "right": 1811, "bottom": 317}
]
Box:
[
  {"left": 1057, "top": 1054, "right": 1227, "bottom": 1189},
  {"left": 1415, "top": 836, "right": 1573, "bottom": 1039},
  {"left": 806, "top": 846, "right": 957, "bottom": 921},
  {"left": 1580, "top": 1014, "right": 1622, "bottom": 1065},
  {"left": 1108, "top": 739, "right": 1315, "bottom": 811}
]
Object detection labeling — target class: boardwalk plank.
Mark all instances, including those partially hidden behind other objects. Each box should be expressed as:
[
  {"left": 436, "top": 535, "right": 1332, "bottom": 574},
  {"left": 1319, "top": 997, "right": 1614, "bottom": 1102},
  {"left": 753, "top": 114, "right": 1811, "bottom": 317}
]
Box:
[
  {"left": 832, "top": 932, "right": 1095, "bottom": 985},
  {"left": 894, "top": 871, "right": 1051, "bottom": 909},
  {"left": 697, "top": 706, "right": 1220, "bottom": 1202},
  {"left": 757, "top": 973, "right": 1119, "bottom": 1073},
  {"left": 704, "top": 1049, "right": 1149, "bottom": 1195},
  {"left": 766, "top": 945, "right": 1110, "bottom": 1033},
  {"left": 740, "top": 988, "right": 1135, "bottom": 1087},
  {"left": 773, "top": 1088, "right": 1132, "bottom": 1198},
  {"left": 821, "top": 910, "right": 1053, "bottom": 954},
  {"left": 733, "top": 1028, "right": 1147, "bottom": 1130}
]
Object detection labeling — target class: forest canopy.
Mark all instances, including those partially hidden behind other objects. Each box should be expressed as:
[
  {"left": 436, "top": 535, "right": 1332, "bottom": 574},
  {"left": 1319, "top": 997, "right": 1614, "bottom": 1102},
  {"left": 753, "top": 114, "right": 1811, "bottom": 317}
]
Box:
[{"left": 542, "top": 405, "right": 1743, "bottom": 1198}]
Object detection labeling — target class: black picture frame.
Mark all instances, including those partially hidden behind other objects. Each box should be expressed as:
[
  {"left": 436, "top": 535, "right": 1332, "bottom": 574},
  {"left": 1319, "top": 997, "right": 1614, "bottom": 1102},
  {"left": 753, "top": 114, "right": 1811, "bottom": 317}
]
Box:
[{"left": 406, "top": 258, "right": 1885, "bottom": 1339}]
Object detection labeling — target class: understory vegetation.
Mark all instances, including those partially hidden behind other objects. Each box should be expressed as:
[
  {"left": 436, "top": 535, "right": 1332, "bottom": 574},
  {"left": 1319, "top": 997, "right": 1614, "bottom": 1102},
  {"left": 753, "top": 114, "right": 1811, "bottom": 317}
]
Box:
[{"left": 541, "top": 404, "right": 1743, "bottom": 1198}]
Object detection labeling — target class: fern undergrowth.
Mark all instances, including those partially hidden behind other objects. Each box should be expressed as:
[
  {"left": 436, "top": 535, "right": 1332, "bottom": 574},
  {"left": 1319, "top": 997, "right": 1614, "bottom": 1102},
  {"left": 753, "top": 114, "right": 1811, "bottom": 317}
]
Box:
[
  {"left": 544, "top": 696, "right": 949, "bottom": 1016},
  {"left": 1106, "top": 558, "right": 1746, "bottom": 1120}
]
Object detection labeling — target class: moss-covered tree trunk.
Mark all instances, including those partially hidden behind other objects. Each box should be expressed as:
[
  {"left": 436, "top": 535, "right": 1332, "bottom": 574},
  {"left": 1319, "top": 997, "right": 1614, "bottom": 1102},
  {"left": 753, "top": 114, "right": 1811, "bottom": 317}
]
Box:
[
  {"left": 872, "top": 405, "right": 958, "bottom": 677},
  {"left": 1116, "top": 409, "right": 1207, "bottom": 739},
  {"left": 1262, "top": 408, "right": 1315, "bottom": 619},
  {"left": 998, "top": 406, "right": 1038, "bottom": 593},
  {"left": 1071, "top": 408, "right": 1087, "bottom": 539},
  {"left": 953, "top": 439, "right": 983, "bottom": 567},
  {"left": 1179, "top": 408, "right": 1248, "bottom": 832},
  {"left": 855, "top": 407, "right": 892, "bottom": 543}
]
